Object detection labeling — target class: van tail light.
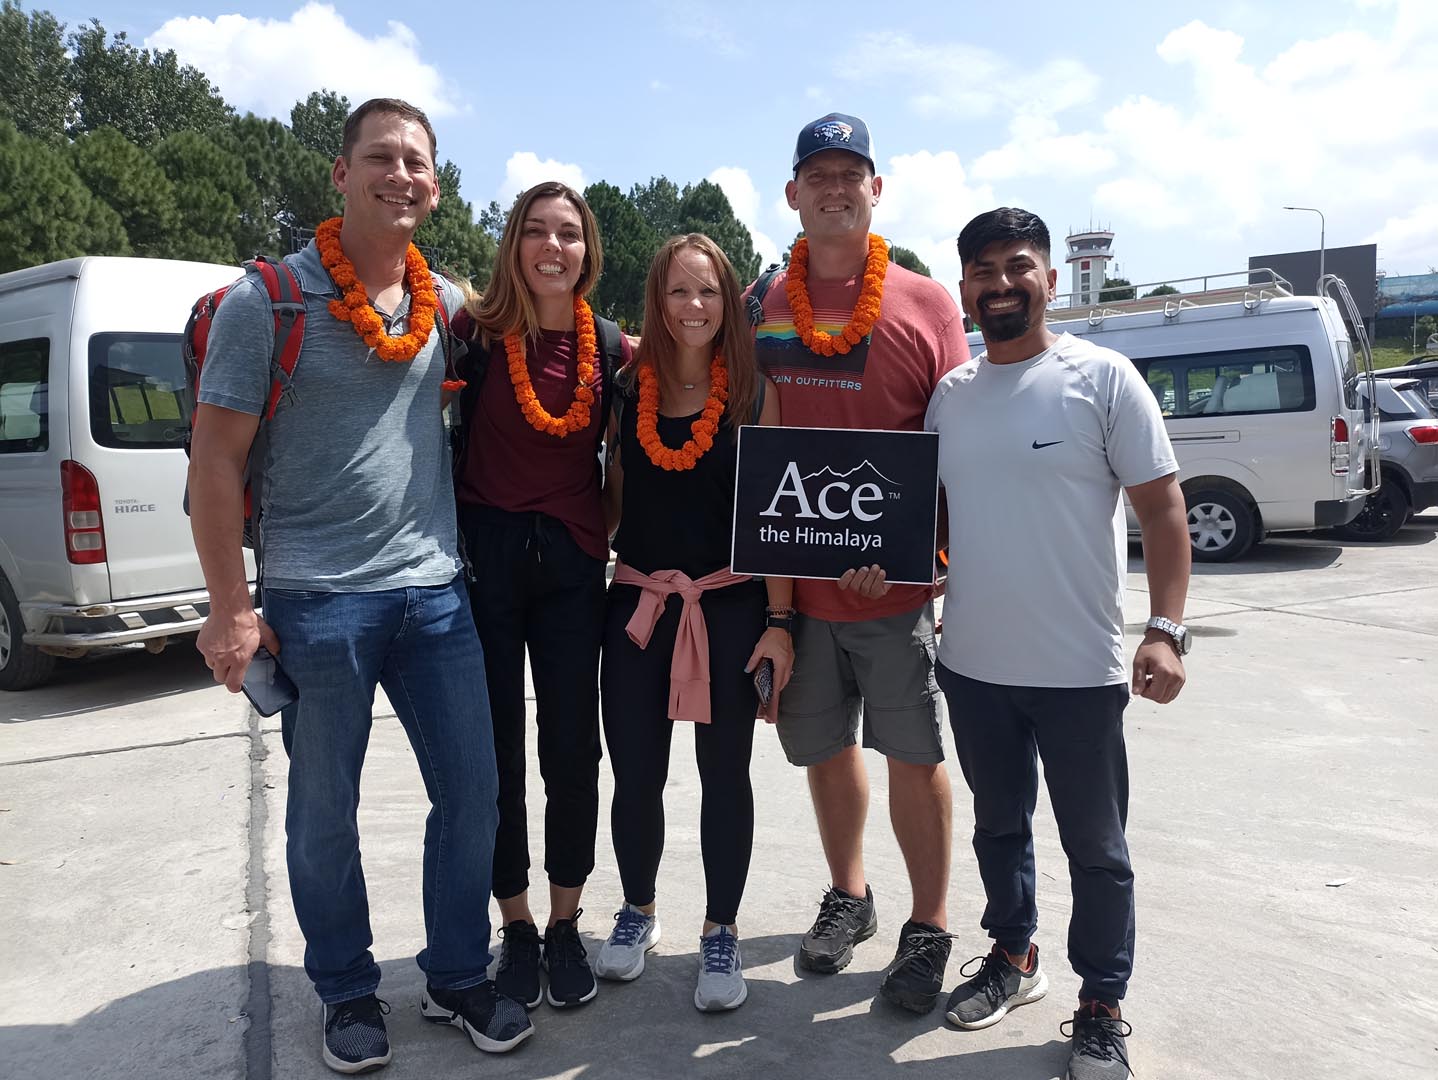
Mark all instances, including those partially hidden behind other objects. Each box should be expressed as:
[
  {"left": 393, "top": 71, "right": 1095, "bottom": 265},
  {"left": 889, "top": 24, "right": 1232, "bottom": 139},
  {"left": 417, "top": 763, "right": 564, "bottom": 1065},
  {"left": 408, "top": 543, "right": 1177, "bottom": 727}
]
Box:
[
  {"left": 1330, "top": 416, "right": 1351, "bottom": 476},
  {"left": 1405, "top": 424, "right": 1438, "bottom": 446},
  {"left": 61, "top": 460, "right": 107, "bottom": 565}
]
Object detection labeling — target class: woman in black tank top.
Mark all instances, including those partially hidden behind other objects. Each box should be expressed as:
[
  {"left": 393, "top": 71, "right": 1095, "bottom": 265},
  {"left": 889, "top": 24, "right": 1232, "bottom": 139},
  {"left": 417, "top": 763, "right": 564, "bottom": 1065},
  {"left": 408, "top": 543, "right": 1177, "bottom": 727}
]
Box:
[{"left": 595, "top": 235, "right": 793, "bottom": 1012}]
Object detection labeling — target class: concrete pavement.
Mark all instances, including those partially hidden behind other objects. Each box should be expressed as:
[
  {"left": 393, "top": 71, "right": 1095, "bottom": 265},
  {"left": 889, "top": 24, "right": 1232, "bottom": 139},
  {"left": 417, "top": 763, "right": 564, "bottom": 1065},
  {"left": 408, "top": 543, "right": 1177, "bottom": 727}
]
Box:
[{"left": 3, "top": 516, "right": 1436, "bottom": 1079}]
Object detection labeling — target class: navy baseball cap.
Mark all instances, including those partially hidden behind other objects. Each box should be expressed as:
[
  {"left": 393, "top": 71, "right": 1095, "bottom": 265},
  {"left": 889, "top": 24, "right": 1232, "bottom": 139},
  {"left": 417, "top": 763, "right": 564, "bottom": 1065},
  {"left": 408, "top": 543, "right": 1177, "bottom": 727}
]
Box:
[{"left": 793, "top": 113, "right": 875, "bottom": 174}]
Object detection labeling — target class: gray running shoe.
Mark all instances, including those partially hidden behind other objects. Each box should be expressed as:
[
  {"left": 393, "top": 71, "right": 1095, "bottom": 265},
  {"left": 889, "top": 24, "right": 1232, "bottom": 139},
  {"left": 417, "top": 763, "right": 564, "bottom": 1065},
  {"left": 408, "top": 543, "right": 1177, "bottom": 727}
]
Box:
[
  {"left": 798, "top": 885, "right": 878, "bottom": 972},
  {"left": 945, "top": 943, "right": 1049, "bottom": 1029},
  {"left": 321, "top": 995, "right": 391, "bottom": 1074},
  {"left": 595, "top": 904, "right": 661, "bottom": 981},
  {"left": 1063, "top": 1003, "right": 1133, "bottom": 1080},
  {"left": 694, "top": 926, "right": 747, "bottom": 1011}
]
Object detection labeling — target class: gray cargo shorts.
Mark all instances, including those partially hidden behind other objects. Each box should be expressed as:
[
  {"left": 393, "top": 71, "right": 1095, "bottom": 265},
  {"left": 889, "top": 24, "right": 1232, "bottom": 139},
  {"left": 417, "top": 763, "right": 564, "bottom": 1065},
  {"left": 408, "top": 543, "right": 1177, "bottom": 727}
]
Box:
[{"left": 776, "top": 602, "right": 943, "bottom": 766}]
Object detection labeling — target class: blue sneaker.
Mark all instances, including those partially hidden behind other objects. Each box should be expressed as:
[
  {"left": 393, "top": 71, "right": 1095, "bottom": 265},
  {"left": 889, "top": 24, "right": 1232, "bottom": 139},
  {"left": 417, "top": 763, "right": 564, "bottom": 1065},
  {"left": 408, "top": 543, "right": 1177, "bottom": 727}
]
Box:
[
  {"left": 321, "top": 994, "right": 391, "bottom": 1074},
  {"left": 694, "top": 925, "right": 746, "bottom": 1011},
  {"left": 594, "top": 904, "right": 662, "bottom": 981}
]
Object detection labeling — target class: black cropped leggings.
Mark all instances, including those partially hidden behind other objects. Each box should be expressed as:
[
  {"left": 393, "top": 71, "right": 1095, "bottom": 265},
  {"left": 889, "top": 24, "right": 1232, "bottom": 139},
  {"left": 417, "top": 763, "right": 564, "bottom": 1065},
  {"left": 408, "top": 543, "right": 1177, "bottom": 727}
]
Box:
[{"left": 600, "top": 579, "right": 765, "bottom": 927}]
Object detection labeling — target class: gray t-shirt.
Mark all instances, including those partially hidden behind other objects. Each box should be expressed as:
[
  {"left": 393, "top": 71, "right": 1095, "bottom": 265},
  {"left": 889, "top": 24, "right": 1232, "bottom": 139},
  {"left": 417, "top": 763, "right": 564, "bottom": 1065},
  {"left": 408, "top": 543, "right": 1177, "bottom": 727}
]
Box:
[
  {"left": 197, "top": 240, "right": 463, "bottom": 592},
  {"left": 925, "top": 332, "right": 1177, "bottom": 687}
]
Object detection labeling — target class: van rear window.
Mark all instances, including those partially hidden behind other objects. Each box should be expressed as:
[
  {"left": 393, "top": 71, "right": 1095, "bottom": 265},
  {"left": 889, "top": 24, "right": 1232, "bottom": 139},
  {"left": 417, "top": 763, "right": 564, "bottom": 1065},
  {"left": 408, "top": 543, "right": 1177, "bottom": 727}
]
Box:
[
  {"left": 1135, "top": 345, "right": 1316, "bottom": 418},
  {"left": 88, "top": 333, "right": 190, "bottom": 450},
  {"left": 0, "top": 337, "right": 49, "bottom": 454}
]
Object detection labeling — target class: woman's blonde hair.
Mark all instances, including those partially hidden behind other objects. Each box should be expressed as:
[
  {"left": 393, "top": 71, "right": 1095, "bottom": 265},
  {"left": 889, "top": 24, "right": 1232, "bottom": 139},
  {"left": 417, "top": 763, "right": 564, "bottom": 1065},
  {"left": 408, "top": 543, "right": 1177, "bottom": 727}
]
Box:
[
  {"left": 466, "top": 182, "right": 603, "bottom": 342},
  {"left": 632, "top": 234, "right": 758, "bottom": 431}
]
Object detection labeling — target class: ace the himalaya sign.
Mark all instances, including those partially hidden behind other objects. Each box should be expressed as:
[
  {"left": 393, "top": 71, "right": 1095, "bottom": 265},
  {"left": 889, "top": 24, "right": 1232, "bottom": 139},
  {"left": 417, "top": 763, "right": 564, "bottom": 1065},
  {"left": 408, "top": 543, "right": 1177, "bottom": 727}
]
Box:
[{"left": 730, "top": 426, "right": 940, "bottom": 585}]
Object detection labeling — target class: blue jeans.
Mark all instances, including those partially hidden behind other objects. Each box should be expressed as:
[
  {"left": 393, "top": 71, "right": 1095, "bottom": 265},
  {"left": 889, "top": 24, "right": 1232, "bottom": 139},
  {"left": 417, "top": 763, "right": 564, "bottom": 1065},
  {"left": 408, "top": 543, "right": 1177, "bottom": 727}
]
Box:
[{"left": 264, "top": 577, "right": 499, "bottom": 1004}]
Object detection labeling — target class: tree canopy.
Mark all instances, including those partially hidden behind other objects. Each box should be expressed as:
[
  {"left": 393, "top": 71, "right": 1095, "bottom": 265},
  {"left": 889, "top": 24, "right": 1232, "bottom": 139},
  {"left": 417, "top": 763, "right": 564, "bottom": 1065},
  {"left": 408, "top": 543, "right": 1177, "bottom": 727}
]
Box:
[{"left": 1100, "top": 276, "right": 1136, "bottom": 301}]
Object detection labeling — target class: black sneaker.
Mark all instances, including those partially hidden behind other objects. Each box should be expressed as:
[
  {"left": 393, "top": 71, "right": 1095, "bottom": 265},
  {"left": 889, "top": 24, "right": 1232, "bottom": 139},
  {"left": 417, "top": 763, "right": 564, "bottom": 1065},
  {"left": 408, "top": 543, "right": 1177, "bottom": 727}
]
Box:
[
  {"left": 321, "top": 994, "right": 391, "bottom": 1074},
  {"left": 494, "top": 920, "right": 543, "bottom": 1009},
  {"left": 945, "top": 943, "right": 1049, "bottom": 1029},
  {"left": 543, "top": 910, "right": 598, "bottom": 1008},
  {"left": 1062, "top": 1003, "right": 1133, "bottom": 1080},
  {"left": 420, "top": 980, "right": 534, "bottom": 1053},
  {"left": 878, "top": 920, "right": 953, "bottom": 1013},
  {"left": 798, "top": 885, "right": 879, "bottom": 973}
]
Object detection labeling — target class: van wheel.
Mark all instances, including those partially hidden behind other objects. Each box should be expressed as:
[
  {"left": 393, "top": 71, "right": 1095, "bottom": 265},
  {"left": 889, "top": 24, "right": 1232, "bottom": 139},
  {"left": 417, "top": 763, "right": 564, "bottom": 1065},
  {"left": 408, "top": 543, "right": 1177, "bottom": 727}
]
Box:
[
  {"left": 1186, "top": 489, "right": 1256, "bottom": 563},
  {"left": 1334, "top": 483, "right": 1409, "bottom": 542},
  {"left": 0, "top": 572, "right": 57, "bottom": 691}
]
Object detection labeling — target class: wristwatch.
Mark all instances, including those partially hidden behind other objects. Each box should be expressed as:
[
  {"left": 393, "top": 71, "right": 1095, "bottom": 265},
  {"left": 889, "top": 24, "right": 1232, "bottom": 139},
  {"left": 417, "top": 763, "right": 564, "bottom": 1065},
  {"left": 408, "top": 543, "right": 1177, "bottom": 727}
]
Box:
[{"left": 1145, "top": 616, "right": 1190, "bottom": 655}]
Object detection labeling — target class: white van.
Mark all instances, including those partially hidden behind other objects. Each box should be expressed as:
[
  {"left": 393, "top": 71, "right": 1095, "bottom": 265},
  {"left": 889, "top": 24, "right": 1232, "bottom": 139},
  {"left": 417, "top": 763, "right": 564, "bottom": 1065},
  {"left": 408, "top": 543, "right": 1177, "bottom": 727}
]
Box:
[
  {"left": 0, "top": 257, "right": 257, "bottom": 691},
  {"left": 965, "top": 272, "right": 1379, "bottom": 561}
]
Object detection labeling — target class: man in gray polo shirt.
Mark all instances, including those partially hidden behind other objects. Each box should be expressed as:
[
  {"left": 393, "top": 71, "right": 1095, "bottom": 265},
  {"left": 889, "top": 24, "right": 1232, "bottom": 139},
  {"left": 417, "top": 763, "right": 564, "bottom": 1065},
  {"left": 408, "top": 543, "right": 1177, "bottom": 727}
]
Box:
[
  {"left": 189, "top": 98, "right": 531, "bottom": 1073},
  {"left": 926, "top": 207, "right": 1190, "bottom": 1080}
]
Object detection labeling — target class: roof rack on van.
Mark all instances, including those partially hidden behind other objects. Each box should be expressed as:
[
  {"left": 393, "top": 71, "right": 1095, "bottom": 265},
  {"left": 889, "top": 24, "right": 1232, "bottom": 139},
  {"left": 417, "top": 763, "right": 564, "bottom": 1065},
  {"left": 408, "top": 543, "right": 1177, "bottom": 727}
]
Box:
[{"left": 1048, "top": 268, "right": 1295, "bottom": 326}]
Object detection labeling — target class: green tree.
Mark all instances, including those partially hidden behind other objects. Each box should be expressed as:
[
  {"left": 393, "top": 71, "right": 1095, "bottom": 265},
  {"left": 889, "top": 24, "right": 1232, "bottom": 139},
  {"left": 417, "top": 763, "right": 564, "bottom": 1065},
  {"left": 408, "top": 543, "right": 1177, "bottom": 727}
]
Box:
[
  {"left": 1416, "top": 314, "right": 1438, "bottom": 347},
  {"left": 1100, "top": 276, "right": 1136, "bottom": 301},
  {"left": 585, "top": 180, "right": 658, "bottom": 325},
  {"left": 67, "top": 19, "right": 232, "bottom": 146},
  {"left": 891, "top": 244, "right": 931, "bottom": 277},
  {"left": 290, "top": 89, "right": 348, "bottom": 160},
  {"left": 223, "top": 113, "right": 338, "bottom": 254},
  {"left": 0, "top": 1, "right": 71, "bottom": 144},
  {"left": 674, "top": 179, "right": 761, "bottom": 281},
  {"left": 68, "top": 127, "right": 178, "bottom": 257},
  {"left": 152, "top": 129, "right": 264, "bottom": 263},
  {"left": 478, "top": 199, "right": 508, "bottom": 240},
  {"left": 630, "top": 176, "right": 681, "bottom": 239},
  {"left": 1142, "top": 284, "right": 1180, "bottom": 298},
  {"left": 0, "top": 120, "right": 128, "bottom": 272},
  {"left": 416, "top": 159, "right": 496, "bottom": 287}
]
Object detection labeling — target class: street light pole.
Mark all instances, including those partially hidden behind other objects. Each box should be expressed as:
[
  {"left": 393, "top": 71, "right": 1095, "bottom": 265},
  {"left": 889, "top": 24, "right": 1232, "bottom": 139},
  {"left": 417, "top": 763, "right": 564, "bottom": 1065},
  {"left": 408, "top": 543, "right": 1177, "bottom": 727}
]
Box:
[{"left": 1282, "top": 205, "right": 1325, "bottom": 293}]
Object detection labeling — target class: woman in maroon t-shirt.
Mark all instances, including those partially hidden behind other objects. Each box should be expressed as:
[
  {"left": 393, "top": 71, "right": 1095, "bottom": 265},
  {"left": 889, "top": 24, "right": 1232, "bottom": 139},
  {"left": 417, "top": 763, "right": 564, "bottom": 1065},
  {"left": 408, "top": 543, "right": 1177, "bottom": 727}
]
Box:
[{"left": 454, "top": 182, "right": 625, "bottom": 1010}]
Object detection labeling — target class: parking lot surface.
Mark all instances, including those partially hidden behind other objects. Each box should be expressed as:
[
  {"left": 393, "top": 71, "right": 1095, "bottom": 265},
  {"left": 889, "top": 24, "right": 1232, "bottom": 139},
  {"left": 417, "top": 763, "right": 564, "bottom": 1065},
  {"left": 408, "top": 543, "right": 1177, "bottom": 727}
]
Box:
[{"left": 3, "top": 516, "right": 1436, "bottom": 1080}]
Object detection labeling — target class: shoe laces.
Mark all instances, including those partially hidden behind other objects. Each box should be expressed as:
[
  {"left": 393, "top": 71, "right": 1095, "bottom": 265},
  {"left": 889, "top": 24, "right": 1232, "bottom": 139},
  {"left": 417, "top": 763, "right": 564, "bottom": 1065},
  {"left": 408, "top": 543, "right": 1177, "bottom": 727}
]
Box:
[
  {"left": 1061, "top": 1005, "right": 1134, "bottom": 1073},
  {"left": 497, "top": 921, "right": 541, "bottom": 973},
  {"left": 546, "top": 909, "right": 589, "bottom": 967},
  {"left": 325, "top": 995, "right": 389, "bottom": 1034},
  {"left": 958, "top": 947, "right": 1015, "bottom": 1010},
  {"left": 701, "top": 929, "right": 739, "bottom": 974},
  {"left": 892, "top": 925, "right": 953, "bottom": 980},
  {"left": 610, "top": 906, "right": 651, "bottom": 948},
  {"left": 811, "top": 888, "right": 867, "bottom": 938}
]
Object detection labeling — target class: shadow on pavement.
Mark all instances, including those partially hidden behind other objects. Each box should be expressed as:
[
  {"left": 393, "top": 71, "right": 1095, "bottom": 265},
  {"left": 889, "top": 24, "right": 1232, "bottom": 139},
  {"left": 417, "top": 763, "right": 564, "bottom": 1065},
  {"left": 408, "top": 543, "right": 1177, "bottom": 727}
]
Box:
[
  {"left": 6, "top": 946, "right": 1075, "bottom": 1080},
  {"left": 0, "top": 643, "right": 214, "bottom": 723}
]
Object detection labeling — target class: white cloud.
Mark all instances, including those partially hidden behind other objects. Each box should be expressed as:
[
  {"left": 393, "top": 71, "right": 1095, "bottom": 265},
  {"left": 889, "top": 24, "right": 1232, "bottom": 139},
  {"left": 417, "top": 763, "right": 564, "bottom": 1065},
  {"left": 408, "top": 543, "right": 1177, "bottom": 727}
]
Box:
[
  {"left": 147, "top": 3, "right": 462, "bottom": 122},
  {"left": 708, "top": 166, "right": 780, "bottom": 266},
  {"left": 1367, "top": 203, "right": 1438, "bottom": 274},
  {"left": 873, "top": 151, "right": 998, "bottom": 298},
  {"left": 496, "top": 152, "right": 588, "bottom": 206}
]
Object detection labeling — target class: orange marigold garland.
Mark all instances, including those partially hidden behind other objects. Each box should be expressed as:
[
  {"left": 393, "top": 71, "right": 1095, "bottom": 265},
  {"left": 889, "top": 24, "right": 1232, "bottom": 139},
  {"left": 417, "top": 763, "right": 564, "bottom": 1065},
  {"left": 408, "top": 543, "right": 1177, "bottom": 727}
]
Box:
[
  {"left": 505, "top": 297, "right": 597, "bottom": 437},
  {"left": 636, "top": 355, "right": 728, "bottom": 471},
  {"left": 315, "top": 217, "right": 463, "bottom": 390},
  {"left": 785, "top": 232, "right": 889, "bottom": 357}
]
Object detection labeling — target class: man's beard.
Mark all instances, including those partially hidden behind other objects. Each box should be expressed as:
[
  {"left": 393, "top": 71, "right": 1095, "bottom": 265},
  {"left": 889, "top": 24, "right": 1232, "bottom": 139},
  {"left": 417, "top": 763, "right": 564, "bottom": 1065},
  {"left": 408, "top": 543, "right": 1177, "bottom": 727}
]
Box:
[{"left": 979, "top": 292, "right": 1035, "bottom": 342}]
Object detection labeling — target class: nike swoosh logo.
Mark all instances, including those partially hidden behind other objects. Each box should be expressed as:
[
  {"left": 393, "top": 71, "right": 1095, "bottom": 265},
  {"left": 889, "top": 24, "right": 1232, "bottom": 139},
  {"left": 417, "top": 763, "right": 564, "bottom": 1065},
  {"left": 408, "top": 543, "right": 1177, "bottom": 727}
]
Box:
[{"left": 1032, "top": 439, "right": 1064, "bottom": 449}]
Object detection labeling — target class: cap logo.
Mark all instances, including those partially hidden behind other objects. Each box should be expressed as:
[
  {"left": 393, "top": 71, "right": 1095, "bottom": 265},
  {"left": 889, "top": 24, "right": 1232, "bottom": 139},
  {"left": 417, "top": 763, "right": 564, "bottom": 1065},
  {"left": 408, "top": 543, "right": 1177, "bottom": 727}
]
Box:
[{"left": 813, "top": 120, "right": 854, "bottom": 144}]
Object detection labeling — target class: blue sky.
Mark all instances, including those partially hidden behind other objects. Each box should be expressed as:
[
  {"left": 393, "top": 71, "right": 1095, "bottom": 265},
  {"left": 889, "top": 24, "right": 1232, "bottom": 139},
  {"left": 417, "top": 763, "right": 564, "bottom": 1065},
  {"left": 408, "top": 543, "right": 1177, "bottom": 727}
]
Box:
[{"left": 59, "top": 0, "right": 1438, "bottom": 298}]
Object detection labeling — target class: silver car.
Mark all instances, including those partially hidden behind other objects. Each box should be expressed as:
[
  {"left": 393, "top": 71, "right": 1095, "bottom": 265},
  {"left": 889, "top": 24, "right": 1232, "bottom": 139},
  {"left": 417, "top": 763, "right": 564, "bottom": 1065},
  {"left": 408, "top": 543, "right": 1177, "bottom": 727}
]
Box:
[{"left": 1335, "top": 378, "right": 1438, "bottom": 540}]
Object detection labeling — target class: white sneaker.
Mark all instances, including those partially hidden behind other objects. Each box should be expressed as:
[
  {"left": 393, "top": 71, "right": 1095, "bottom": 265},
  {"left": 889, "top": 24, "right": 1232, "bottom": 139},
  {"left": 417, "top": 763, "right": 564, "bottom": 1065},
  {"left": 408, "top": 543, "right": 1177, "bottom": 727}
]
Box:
[
  {"left": 594, "top": 903, "right": 661, "bottom": 981},
  {"left": 694, "top": 925, "right": 747, "bottom": 1011}
]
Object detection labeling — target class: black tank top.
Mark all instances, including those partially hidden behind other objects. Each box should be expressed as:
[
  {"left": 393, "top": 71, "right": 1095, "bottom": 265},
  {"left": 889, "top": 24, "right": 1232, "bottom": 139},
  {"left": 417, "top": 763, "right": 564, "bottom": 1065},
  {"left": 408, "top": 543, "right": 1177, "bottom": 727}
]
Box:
[{"left": 611, "top": 390, "right": 745, "bottom": 579}]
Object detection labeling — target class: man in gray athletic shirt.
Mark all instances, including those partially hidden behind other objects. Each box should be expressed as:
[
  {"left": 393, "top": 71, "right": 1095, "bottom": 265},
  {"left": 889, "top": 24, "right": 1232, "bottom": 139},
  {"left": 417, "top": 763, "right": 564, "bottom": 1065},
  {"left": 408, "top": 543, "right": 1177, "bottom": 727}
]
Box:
[
  {"left": 925, "top": 207, "right": 1191, "bottom": 1080},
  {"left": 189, "top": 98, "right": 531, "bottom": 1073}
]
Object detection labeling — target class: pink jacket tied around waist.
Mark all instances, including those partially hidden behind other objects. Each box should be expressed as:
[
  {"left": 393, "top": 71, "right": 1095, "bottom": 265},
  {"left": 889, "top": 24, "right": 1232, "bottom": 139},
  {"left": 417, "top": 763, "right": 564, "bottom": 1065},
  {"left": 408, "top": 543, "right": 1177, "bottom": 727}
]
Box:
[{"left": 613, "top": 560, "right": 753, "bottom": 724}]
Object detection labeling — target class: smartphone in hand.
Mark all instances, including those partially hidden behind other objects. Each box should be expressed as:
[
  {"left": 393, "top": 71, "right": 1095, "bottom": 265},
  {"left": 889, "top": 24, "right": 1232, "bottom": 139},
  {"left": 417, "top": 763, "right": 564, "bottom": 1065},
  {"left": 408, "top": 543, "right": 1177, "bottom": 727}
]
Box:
[
  {"left": 753, "top": 657, "right": 774, "bottom": 709},
  {"left": 242, "top": 646, "right": 299, "bottom": 717}
]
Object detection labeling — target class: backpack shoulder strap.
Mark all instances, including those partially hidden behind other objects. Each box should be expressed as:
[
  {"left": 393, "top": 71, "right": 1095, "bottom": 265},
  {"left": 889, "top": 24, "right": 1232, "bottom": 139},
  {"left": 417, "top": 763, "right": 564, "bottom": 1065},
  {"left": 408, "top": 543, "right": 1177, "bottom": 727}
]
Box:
[
  {"left": 593, "top": 315, "right": 627, "bottom": 425},
  {"left": 752, "top": 374, "right": 766, "bottom": 425},
  {"left": 745, "top": 263, "right": 783, "bottom": 328},
  {"left": 246, "top": 255, "right": 306, "bottom": 421}
]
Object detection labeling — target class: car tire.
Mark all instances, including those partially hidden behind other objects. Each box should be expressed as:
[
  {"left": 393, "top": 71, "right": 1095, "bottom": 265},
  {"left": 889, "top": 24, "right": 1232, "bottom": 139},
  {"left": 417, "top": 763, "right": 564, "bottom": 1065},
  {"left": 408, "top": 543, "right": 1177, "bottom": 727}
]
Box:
[
  {"left": 1186, "top": 488, "right": 1257, "bottom": 563},
  {"left": 1334, "top": 481, "right": 1409, "bottom": 543},
  {"left": 0, "top": 571, "right": 57, "bottom": 692}
]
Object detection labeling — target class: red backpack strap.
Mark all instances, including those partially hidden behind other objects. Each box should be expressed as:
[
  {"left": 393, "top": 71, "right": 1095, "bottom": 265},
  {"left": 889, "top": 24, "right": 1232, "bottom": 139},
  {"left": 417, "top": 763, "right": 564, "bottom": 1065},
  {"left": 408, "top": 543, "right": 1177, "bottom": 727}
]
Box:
[{"left": 247, "top": 255, "right": 307, "bottom": 421}]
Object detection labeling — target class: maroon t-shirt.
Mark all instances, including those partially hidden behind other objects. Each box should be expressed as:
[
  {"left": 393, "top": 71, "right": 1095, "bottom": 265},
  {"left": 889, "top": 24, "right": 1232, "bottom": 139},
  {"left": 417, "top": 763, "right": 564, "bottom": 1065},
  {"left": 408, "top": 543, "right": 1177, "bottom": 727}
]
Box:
[{"left": 456, "top": 328, "right": 626, "bottom": 561}]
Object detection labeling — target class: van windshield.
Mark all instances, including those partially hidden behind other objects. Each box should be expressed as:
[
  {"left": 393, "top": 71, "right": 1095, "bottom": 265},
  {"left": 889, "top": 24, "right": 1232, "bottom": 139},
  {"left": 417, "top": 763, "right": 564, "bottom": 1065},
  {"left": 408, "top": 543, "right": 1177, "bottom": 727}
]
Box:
[{"left": 88, "top": 333, "right": 190, "bottom": 450}]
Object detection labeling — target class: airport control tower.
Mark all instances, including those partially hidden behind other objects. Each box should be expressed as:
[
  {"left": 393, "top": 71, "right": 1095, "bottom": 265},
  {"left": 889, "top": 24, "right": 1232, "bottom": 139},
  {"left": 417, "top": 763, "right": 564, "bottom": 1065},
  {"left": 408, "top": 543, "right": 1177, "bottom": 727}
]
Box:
[{"left": 1065, "top": 226, "right": 1115, "bottom": 307}]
